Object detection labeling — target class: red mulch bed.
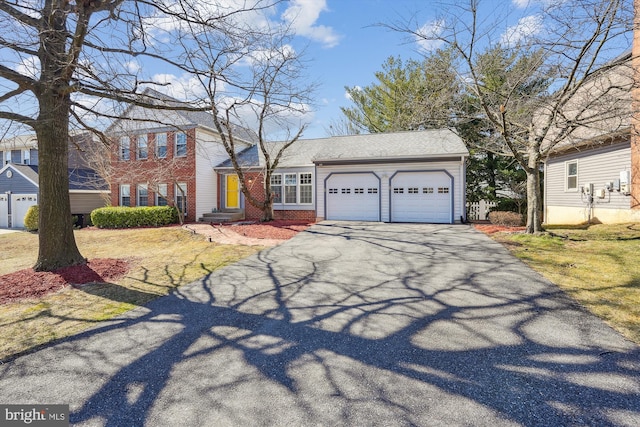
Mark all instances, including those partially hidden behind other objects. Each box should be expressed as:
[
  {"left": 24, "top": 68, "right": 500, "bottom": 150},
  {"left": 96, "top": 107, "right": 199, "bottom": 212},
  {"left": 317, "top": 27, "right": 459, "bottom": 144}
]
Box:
[
  {"left": 474, "top": 223, "right": 526, "bottom": 234},
  {"left": 0, "top": 258, "right": 130, "bottom": 305},
  {"left": 222, "top": 220, "right": 312, "bottom": 240}
]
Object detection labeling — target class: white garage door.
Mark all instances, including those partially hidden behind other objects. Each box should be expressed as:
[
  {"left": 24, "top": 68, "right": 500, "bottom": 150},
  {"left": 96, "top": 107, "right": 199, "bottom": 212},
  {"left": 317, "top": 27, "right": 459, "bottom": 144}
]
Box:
[
  {"left": 391, "top": 171, "right": 452, "bottom": 223},
  {"left": 326, "top": 173, "right": 380, "bottom": 221},
  {"left": 11, "top": 194, "right": 38, "bottom": 228}
]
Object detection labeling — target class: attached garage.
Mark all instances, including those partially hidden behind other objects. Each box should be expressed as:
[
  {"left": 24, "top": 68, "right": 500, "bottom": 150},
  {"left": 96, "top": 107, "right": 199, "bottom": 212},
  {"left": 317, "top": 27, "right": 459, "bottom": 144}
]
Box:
[
  {"left": 325, "top": 172, "right": 380, "bottom": 221},
  {"left": 314, "top": 130, "right": 468, "bottom": 223},
  {"left": 390, "top": 171, "right": 453, "bottom": 223}
]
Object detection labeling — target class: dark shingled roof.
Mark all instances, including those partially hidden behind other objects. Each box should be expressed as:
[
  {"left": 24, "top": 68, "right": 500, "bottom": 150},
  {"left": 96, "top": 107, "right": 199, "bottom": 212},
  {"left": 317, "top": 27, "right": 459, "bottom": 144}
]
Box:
[{"left": 6, "top": 164, "right": 108, "bottom": 191}]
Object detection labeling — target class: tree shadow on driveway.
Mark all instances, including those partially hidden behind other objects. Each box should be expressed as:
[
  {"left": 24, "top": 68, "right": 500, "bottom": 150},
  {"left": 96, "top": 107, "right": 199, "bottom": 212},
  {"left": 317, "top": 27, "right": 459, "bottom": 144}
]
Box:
[{"left": 2, "top": 222, "right": 639, "bottom": 426}]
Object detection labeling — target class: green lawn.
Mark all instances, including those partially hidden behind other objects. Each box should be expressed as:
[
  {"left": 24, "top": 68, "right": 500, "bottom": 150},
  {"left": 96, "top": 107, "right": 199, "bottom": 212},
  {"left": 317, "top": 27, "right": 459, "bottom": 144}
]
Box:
[
  {"left": 0, "top": 227, "right": 261, "bottom": 360},
  {"left": 492, "top": 223, "right": 640, "bottom": 344}
]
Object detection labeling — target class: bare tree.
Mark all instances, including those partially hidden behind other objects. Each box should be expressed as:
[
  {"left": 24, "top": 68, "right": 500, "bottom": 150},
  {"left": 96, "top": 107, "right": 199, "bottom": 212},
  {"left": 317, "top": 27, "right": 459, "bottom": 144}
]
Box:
[
  {"left": 388, "top": 0, "right": 633, "bottom": 232},
  {"left": 0, "top": 0, "right": 284, "bottom": 270},
  {"left": 165, "top": 12, "right": 315, "bottom": 221}
]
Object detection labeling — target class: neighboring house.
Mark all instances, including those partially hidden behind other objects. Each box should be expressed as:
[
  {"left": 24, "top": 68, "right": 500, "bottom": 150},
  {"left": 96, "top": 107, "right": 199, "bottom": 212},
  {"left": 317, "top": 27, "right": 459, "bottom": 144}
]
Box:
[
  {"left": 543, "top": 51, "right": 640, "bottom": 224},
  {"left": 0, "top": 133, "right": 109, "bottom": 228},
  {"left": 107, "top": 89, "right": 256, "bottom": 223},
  {"left": 216, "top": 129, "right": 469, "bottom": 223}
]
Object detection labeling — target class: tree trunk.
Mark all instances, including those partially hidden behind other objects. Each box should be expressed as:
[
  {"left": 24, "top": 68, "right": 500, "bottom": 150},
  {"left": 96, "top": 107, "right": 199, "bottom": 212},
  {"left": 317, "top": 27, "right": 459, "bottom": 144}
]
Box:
[
  {"left": 33, "top": 90, "right": 86, "bottom": 271},
  {"left": 525, "top": 155, "right": 544, "bottom": 233},
  {"left": 262, "top": 199, "right": 275, "bottom": 222}
]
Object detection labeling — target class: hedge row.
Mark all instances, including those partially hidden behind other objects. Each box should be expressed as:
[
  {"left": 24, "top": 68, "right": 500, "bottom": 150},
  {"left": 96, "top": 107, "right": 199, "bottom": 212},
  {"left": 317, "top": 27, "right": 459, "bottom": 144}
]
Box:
[{"left": 91, "top": 206, "right": 178, "bottom": 229}]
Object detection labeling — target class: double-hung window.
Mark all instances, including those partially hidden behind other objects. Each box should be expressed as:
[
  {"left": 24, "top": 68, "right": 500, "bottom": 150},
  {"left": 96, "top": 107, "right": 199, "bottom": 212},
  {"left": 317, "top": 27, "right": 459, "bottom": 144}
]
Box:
[
  {"left": 120, "top": 184, "right": 130, "bottom": 206},
  {"left": 175, "top": 182, "right": 187, "bottom": 215},
  {"left": 156, "top": 184, "right": 168, "bottom": 206},
  {"left": 119, "top": 137, "right": 130, "bottom": 161},
  {"left": 270, "top": 174, "right": 282, "bottom": 203},
  {"left": 284, "top": 173, "right": 297, "bottom": 204},
  {"left": 566, "top": 160, "right": 578, "bottom": 191},
  {"left": 137, "top": 135, "right": 148, "bottom": 160},
  {"left": 175, "top": 132, "right": 187, "bottom": 157},
  {"left": 299, "top": 173, "right": 312, "bottom": 204},
  {"left": 156, "top": 133, "right": 167, "bottom": 158},
  {"left": 137, "top": 184, "right": 148, "bottom": 207}
]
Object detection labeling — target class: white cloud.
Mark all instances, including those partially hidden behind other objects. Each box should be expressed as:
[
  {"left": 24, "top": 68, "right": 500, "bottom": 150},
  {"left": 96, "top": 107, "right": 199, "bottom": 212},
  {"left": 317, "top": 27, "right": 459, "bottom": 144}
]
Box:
[
  {"left": 16, "top": 56, "right": 40, "bottom": 79},
  {"left": 500, "top": 14, "right": 543, "bottom": 47},
  {"left": 282, "top": 0, "right": 341, "bottom": 48},
  {"left": 415, "top": 19, "right": 445, "bottom": 52},
  {"left": 512, "top": 0, "right": 530, "bottom": 7},
  {"left": 144, "top": 73, "right": 209, "bottom": 100}
]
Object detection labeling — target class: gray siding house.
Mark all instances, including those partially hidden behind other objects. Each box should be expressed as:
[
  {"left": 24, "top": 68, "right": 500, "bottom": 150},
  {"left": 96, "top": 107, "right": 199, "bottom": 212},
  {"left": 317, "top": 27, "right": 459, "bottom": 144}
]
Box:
[
  {"left": 0, "top": 133, "right": 109, "bottom": 228},
  {"left": 543, "top": 52, "right": 640, "bottom": 225}
]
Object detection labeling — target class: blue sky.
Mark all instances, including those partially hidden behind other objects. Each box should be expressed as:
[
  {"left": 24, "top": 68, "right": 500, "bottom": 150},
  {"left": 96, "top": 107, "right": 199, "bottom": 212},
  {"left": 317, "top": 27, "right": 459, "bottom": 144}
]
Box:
[
  {"left": 294, "top": 1, "right": 429, "bottom": 138},
  {"left": 2, "top": 0, "right": 629, "bottom": 141},
  {"left": 278, "top": 0, "right": 544, "bottom": 138}
]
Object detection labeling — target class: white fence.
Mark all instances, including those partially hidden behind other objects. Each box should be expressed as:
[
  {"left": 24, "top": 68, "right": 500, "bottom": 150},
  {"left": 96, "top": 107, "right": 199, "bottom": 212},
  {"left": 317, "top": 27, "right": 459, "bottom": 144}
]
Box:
[{"left": 467, "top": 200, "right": 496, "bottom": 221}]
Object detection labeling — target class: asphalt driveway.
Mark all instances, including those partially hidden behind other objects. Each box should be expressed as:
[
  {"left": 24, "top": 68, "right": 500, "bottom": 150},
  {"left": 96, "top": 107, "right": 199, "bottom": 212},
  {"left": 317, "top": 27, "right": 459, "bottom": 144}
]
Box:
[{"left": 1, "top": 222, "right": 639, "bottom": 426}]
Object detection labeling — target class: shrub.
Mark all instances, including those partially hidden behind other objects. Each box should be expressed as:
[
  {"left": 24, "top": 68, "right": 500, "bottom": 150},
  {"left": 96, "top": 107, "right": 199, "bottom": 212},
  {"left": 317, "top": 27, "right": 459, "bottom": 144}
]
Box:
[
  {"left": 24, "top": 205, "right": 39, "bottom": 231},
  {"left": 488, "top": 211, "right": 524, "bottom": 227},
  {"left": 91, "top": 206, "right": 178, "bottom": 229}
]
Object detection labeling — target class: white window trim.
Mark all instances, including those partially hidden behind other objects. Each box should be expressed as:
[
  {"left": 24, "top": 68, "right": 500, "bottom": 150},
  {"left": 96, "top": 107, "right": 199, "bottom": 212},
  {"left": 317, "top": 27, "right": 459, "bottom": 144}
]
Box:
[
  {"left": 298, "top": 172, "right": 313, "bottom": 205},
  {"left": 137, "top": 184, "right": 148, "bottom": 207},
  {"left": 175, "top": 132, "right": 187, "bottom": 157},
  {"left": 120, "top": 184, "right": 130, "bottom": 207},
  {"left": 175, "top": 182, "right": 187, "bottom": 216},
  {"left": 270, "top": 173, "right": 283, "bottom": 204},
  {"left": 156, "top": 183, "right": 168, "bottom": 206},
  {"left": 156, "top": 133, "right": 167, "bottom": 159},
  {"left": 283, "top": 173, "right": 298, "bottom": 205},
  {"left": 565, "top": 160, "right": 578, "bottom": 192},
  {"left": 119, "top": 137, "right": 130, "bottom": 161},
  {"left": 137, "top": 135, "right": 148, "bottom": 160}
]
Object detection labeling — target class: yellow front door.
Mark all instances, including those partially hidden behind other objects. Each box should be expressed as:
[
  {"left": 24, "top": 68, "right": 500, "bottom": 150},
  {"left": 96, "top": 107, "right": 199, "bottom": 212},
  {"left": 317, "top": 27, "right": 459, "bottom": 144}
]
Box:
[{"left": 226, "top": 175, "right": 239, "bottom": 208}]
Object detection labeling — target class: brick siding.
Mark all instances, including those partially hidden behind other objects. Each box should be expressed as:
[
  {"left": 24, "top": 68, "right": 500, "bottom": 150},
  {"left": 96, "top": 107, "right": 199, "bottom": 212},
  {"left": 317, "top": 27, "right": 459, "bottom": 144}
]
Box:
[{"left": 109, "top": 128, "right": 198, "bottom": 222}]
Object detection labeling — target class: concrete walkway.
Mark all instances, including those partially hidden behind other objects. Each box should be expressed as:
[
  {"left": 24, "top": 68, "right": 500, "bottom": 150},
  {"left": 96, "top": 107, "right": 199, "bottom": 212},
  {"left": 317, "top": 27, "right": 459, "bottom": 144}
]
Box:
[{"left": 1, "top": 222, "right": 638, "bottom": 426}]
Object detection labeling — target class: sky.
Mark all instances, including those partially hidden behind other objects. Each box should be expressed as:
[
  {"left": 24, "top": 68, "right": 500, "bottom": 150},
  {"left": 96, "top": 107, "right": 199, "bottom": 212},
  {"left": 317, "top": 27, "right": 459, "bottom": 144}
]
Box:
[
  {"left": 1, "top": 0, "right": 631, "bottom": 141},
  {"left": 258, "top": 0, "right": 553, "bottom": 139}
]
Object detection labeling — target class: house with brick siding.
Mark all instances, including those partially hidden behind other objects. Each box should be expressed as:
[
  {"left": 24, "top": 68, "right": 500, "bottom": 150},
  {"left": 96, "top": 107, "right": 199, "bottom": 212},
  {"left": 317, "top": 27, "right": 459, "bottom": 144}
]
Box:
[
  {"left": 543, "top": 51, "right": 640, "bottom": 225},
  {"left": 216, "top": 129, "right": 469, "bottom": 223},
  {"left": 107, "top": 90, "right": 255, "bottom": 223}
]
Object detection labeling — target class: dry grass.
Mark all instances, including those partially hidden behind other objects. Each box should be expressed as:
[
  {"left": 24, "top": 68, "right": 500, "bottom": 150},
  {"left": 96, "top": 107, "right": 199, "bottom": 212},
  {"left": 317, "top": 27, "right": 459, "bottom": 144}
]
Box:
[
  {"left": 0, "top": 226, "right": 261, "bottom": 360},
  {"left": 492, "top": 223, "right": 640, "bottom": 344}
]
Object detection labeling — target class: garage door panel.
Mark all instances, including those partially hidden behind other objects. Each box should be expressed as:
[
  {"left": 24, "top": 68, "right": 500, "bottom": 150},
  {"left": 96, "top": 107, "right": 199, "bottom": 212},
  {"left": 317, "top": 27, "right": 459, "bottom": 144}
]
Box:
[
  {"left": 326, "top": 173, "right": 379, "bottom": 221},
  {"left": 391, "top": 172, "right": 452, "bottom": 223}
]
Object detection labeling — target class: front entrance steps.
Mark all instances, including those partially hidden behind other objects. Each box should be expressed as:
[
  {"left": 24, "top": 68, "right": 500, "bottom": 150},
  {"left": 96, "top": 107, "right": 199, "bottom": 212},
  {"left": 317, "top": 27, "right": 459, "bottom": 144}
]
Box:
[{"left": 198, "top": 209, "right": 244, "bottom": 223}]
